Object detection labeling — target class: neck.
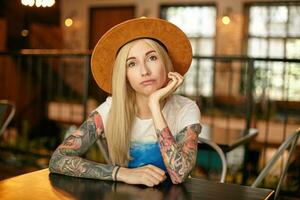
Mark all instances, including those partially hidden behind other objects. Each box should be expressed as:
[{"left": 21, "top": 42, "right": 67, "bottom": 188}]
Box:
[{"left": 135, "top": 94, "right": 151, "bottom": 119}]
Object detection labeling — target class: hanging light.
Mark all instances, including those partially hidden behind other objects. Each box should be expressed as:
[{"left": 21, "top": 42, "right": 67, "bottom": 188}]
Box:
[{"left": 21, "top": 0, "right": 55, "bottom": 7}]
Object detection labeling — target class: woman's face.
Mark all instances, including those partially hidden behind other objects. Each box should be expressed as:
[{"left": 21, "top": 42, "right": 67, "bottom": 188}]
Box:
[{"left": 126, "top": 40, "right": 167, "bottom": 97}]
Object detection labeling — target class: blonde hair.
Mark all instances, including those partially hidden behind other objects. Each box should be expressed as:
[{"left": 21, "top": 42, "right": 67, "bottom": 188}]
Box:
[{"left": 106, "top": 38, "right": 174, "bottom": 166}]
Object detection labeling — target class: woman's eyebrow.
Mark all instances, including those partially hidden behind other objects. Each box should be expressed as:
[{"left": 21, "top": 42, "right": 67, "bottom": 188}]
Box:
[
  {"left": 126, "top": 50, "right": 156, "bottom": 62},
  {"left": 145, "top": 50, "right": 156, "bottom": 56},
  {"left": 126, "top": 57, "right": 135, "bottom": 62}
]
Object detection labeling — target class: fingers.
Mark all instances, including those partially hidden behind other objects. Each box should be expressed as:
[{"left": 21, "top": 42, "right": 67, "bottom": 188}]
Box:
[
  {"left": 146, "top": 165, "right": 166, "bottom": 182},
  {"left": 168, "top": 71, "right": 183, "bottom": 79},
  {"left": 144, "top": 174, "right": 160, "bottom": 187},
  {"left": 147, "top": 164, "right": 166, "bottom": 176},
  {"left": 140, "top": 165, "right": 166, "bottom": 187},
  {"left": 145, "top": 166, "right": 165, "bottom": 180},
  {"left": 154, "top": 72, "right": 182, "bottom": 100},
  {"left": 167, "top": 72, "right": 184, "bottom": 92},
  {"left": 123, "top": 165, "right": 167, "bottom": 187},
  {"left": 168, "top": 72, "right": 183, "bottom": 86}
]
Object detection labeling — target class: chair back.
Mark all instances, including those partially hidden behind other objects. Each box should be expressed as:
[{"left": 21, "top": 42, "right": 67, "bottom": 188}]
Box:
[
  {"left": 198, "top": 137, "right": 227, "bottom": 183},
  {"left": 0, "top": 100, "right": 16, "bottom": 136},
  {"left": 251, "top": 128, "right": 300, "bottom": 200}
]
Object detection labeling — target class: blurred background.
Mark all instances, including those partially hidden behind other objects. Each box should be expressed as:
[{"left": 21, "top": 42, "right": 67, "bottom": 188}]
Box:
[{"left": 0, "top": 0, "right": 299, "bottom": 199}]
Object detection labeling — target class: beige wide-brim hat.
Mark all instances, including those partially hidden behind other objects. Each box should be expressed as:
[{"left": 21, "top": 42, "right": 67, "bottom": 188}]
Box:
[{"left": 91, "top": 17, "right": 192, "bottom": 94}]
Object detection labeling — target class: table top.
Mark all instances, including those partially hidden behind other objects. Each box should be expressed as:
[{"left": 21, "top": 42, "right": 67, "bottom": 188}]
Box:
[
  {"left": 199, "top": 126, "right": 258, "bottom": 152},
  {"left": 0, "top": 169, "right": 274, "bottom": 200}
]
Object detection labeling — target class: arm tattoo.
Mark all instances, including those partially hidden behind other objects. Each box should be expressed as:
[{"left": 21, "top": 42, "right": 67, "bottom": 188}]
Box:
[
  {"left": 156, "top": 123, "right": 202, "bottom": 184},
  {"left": 49, "top": 111, "right": 115, "bottom": 181}
]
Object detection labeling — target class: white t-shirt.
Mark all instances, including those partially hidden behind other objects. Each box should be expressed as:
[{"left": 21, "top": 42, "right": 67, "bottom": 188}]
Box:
[{"left": 95, "top": 95, "right": 201, "bottom": 171}]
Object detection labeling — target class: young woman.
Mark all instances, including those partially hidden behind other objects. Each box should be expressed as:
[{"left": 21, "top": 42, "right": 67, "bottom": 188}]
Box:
[{"left": 49, "top": 17, "right": 202, "bottom": 187}]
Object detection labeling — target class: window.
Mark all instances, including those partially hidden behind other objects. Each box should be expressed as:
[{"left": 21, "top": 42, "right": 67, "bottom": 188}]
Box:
[
  {"left": 246, "top": 3, "right": 300, "bottom": 101},
  {"left": 161, "top": 5, "right": 216, "bottom": 96}
]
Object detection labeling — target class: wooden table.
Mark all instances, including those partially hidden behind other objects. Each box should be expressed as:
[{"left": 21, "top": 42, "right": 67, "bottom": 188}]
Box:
[
  {"left": 0, "top": 169, "right": 274, "bottom": 200},
  {"left": 200, "top": 126, "right": 258, "bottom": 152}
]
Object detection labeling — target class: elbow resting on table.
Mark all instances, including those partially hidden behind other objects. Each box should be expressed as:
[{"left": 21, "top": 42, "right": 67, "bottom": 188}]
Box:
[
  {"left": 49, "top": 157, "right": 57, "bottom": 173},
  {"left": 169, "top": 170, "right": 191, "bottom": 184},
  {"left": 169, "top": 160, "right": 196, "bottom": 184},
  {"left": 169, "top": 174, "right": 187, "bottom": 184},
  {"left": 48, "top": 150, "right": 63, "bottom": 174}
]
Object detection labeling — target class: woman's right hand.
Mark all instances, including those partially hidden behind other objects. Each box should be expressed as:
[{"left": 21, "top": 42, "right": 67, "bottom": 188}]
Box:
[{"left": 117, "top": 164, "right": 167, "bottom": 187}]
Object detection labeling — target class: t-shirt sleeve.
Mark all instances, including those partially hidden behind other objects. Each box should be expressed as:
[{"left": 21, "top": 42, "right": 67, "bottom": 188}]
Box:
[
  {"left": 93, "top": 97, "right": 112, "bottom": 131},
  {"left": 176, "top": 100, "right": 201, "bottom": 133}
]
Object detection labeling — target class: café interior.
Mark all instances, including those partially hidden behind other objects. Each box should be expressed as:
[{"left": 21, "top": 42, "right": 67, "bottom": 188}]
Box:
[{"left": 0, "top": 0, "right": 299, "bottom": 199}]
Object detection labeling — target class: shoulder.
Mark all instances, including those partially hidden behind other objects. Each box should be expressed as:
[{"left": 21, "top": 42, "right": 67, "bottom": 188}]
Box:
[
  {"left": 92, "top": 97, "right": 112, "bottom": 131},
  {"left": 94, "top": 96, "right": 112, "bottom": 116},
  {"left": 165, "top": 95, "right": 201, "bottom": 133},
  {"left": 167, "top": 95, "right": 199, "bottom": 111}
]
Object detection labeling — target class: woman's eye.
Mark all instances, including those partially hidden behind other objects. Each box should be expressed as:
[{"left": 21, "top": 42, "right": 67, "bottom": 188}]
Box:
[
  {"left": 149, "top": 55, "right": 157, "bottom": 61},
  {"left": 127, "top": 62, "right": 135, "bottom": 67}
]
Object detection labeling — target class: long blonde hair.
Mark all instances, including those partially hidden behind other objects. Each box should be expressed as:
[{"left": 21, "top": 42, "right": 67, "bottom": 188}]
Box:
[{"left": 106, "top": 38, "right": 174, "bottom": 166}]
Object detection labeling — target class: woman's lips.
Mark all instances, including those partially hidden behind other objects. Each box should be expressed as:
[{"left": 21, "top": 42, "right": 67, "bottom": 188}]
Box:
[{"left": 140, "top": 79, "right": 156, "bottom": 86}]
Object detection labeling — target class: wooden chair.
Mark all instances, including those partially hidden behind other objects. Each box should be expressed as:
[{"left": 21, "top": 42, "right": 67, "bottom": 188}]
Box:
[{"left": 0, "top": 100, "right": 16, "bottom": 136}]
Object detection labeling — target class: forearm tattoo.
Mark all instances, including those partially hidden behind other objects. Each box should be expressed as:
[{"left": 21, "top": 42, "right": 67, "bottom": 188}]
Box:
[
  {"left": 156, "top": 123, "right": 202, "bottom": 183},
  {"left": 49, "top": 112, "right": 115, "bottom": 181}
]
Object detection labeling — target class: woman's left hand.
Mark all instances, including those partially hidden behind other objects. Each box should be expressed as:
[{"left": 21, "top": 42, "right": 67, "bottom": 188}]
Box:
[{"left": 148, "top": 72, "right": 183, "bottom": 109}]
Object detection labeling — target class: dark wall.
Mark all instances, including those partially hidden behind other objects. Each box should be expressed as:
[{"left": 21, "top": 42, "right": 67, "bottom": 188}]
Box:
[{"left": 0, "top": 0, "right": 60, "bottom": 50}]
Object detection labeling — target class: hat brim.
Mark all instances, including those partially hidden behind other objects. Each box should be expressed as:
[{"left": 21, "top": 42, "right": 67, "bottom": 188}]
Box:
[{"left": 91, "top": 17, "right": 192, "bottom": 94}]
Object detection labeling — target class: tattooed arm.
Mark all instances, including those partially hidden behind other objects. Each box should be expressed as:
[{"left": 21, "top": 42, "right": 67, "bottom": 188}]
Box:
[
  {"left": 148, "top": 72, "right": 201, "bottom": 184},
  {"left": 156, "top": 124, "right": 201, "bottom": 184},
  {"left": 50, "top": 111, "right": 166, "bottom": 187},
  {"left": 49, "top": 111, "right": 118, "bottom": 181}
]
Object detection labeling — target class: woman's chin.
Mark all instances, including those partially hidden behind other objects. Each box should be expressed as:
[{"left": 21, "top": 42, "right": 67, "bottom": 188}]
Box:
[{"left": 136, "top": 88, "right": 158, "bottom": 97}]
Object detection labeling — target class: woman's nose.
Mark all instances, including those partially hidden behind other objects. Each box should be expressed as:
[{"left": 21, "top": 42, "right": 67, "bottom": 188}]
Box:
[{"left": 140, "top": 62, "right": 150, "bottom": 76}]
